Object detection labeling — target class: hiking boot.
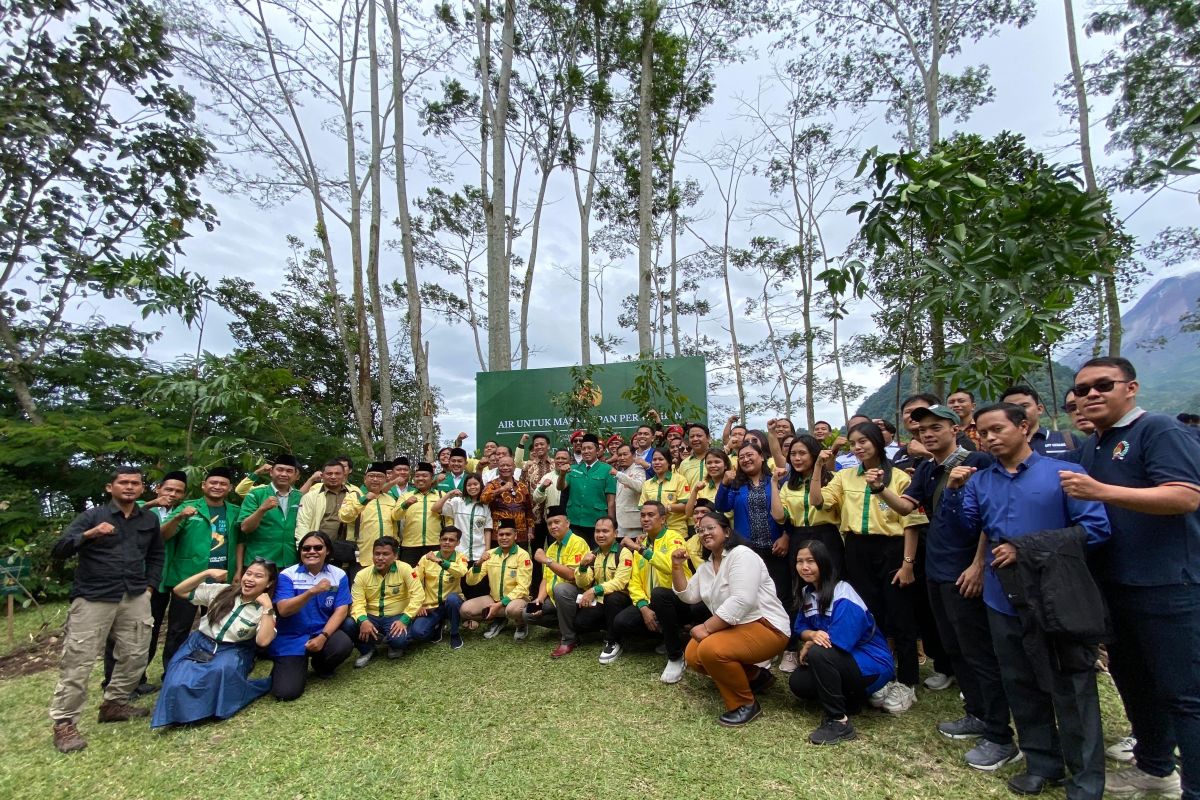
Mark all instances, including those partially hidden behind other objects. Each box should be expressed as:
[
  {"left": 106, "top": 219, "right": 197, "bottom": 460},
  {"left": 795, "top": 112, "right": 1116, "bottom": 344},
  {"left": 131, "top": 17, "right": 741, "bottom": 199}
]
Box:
[
  {"left": 809, "top": 717, "right": 856, "bottom": 745},
  {"left": 938, "top": 713, "right": 988, "bottom": 740},
  {"left": 97, "top": 700, "right": 149, "bottom": 723},
  {"left": 965, "top": 739, "right": 1022, "bottom": 771},
  {"left": 52, "top": 721, "right": 87, "bottom": 753},
  {"left": 1104, "top": 766, "right": 1181, "bottom": 797}
]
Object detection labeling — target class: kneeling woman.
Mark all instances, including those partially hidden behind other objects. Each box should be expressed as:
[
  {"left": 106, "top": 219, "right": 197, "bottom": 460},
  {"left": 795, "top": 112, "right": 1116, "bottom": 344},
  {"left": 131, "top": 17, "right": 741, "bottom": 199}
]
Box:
[
  {"left": 152, "top": 560, "right": 278, "bottom": 728},
  {"left": 670, "top": 513, "right": 789, "bottom": 727},
  {"left": 789, "top": 540, "right": 895, "bottom": 745}
]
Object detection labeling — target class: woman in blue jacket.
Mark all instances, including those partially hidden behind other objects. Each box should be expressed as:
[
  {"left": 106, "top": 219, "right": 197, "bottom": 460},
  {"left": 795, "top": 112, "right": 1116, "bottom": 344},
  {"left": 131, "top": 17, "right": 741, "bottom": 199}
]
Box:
[
  {"left": 790, "top": 539, "right": 895, "bottom": 745},
  {"left": 715, "top": 442, "right": 790, "bottom": 611}
]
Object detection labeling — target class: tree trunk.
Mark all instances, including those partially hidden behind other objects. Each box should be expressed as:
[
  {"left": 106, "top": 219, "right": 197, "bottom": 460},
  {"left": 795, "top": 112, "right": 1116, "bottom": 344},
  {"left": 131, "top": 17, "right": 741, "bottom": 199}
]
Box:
[
  {"left": 635, "top": 0, "right": 657, "bottom": 356},
  {"left": 485, "top": 0, "right": 515, "bottom": 371},
  {"left": 519, "top": 166, "right": 553, "bottom": 369},
  {"left": 386, "top": 0, "right": 434, "bottom": 453},
  {"left": 929, "top": 305, "right": 946, "bottom": 398},
  {"left": 670, "top": 197, "right": 680, "bottom": 358},
  {"left": 572, "top": 109, "right": 603, "bottom": 367},
  {"left": 1063, "top": 0, "right": 1121, "bottom": 356},
  {"left": 366, "top": 0, "right": 395, "bottom": 457},
  {"left": 721, "top": 236, "right": 745, "bottom": 419}
]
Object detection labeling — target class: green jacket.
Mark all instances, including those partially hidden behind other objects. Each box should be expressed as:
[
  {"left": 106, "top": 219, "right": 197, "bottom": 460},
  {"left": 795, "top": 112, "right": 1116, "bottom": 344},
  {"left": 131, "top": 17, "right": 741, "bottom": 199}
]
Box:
[
  {"left": 235, "top": 485, "right": 302, "bottom": 569},
  {"left": 160, "top": 498, "right": 239, "bottom": 589}
]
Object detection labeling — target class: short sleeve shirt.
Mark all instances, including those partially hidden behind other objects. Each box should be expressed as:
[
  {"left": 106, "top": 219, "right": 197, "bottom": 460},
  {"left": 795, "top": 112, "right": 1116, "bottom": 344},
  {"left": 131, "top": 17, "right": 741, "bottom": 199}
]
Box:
[
  {"left": 190, "top": 583, "right": 264, "bottom": 643},
  {"left": 269, "top": 563, "right": 350, "bottom": 657}
]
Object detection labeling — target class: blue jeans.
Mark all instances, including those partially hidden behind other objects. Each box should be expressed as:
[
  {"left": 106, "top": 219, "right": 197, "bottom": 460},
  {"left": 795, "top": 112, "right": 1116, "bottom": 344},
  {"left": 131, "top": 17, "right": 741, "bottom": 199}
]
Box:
[
  {"left": 1104, "top": 583, "right": 1200, "bottom": 798},
  {"left": 342, "top": 615, "right": 411, "bottom": 655},
  {"left": 409, "top": 594, "right": 463, "bottom": 641}
]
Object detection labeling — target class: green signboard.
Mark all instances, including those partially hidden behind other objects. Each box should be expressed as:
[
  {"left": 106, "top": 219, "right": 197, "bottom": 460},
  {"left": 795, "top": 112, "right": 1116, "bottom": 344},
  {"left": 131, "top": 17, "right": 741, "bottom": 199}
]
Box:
[{"left": 475, "top": 357, "right": 707, "bottom": 451}]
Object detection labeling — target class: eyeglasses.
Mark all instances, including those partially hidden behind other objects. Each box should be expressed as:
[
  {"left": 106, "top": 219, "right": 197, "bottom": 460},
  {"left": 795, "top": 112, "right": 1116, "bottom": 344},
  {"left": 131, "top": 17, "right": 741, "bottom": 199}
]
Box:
[
  {"left": 250, "top": 557, "right": 277, "bottom": 569},
  {"left": 300, "top": 544, "right": 325, "bottom": 553},
  {"left": 1070, "top": 379, "right": 1131, "bottom": 397}
]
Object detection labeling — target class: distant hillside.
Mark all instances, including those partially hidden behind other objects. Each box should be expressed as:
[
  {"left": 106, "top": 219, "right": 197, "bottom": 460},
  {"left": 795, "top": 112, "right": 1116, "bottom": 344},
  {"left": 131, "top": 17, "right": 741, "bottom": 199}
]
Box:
[{"left": 1061, "top": 271, "right": 1200, "bottom": 413}]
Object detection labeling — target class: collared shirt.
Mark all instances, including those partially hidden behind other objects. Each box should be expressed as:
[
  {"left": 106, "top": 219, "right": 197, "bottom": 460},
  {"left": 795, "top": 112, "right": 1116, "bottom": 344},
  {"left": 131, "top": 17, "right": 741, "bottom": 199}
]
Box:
[
  {"left": 521, "top": 457, "right": 553, "bottom": 522},
  {"left": 562, "top": 459, "right": 616, "bottom": 528},
  {"left": 161, "top": 498, "right": 239, "bottom": 588},
  {"left": 962, "top": 422, "right": 981, "bottom": 449},
  {"left": 1080, "top": 408, "right": 1200, "bottom": 586},
  {"left": 480, "top": 478, "right": 533, "bottom": 543},
  {"left": 466, "top": 544, "right": 533, "bottom": 604},
  {"left": 677, "top": 453, "right": 706, "bottom": 487},
  {"left": 542, "top": 530, "right": 590, "bottom": 597},
  {"left": 415, "top": 551, "right": 469, "bottom": 606},
  {"left": 393, "top": 488, "right": 447, "bottom": 549},
  {"left": 1029, "top": 426, "right": 1079, "bottom": 460},
  {"left": 52, "top": 501, "right": 165, "bottom": 601},
  {"left": 189, "top": 583, "right": 264, "bottom": 643},
  {"left": 629, "top": 528, "right": 690, "bottom": 607},
  {"left": 675, "top": 545, "right": 790, "bottom": 634},
  {"left": 640, "top": 471, "right": 690, "bottom": 535},
  {"left": 902, "top": 448, "right": 994, "bottom": 582},
  {"left": 269, "top": 563, "right": 350, "bottom": 656},
  {"left": 350, "top": 561, "right": 422, "bottom": 623},
  {"left": 443, "top": 497, "right": 493, "bottom": 562},
  {"left": 575, "top": 544, "right": 635, "bottom": 600},
  {"left": 819, "top": 467, "right": 927, "bottom": 537},
  {"left": 612, "top": 464, "right": 647, "bottom": 530},
  {"left": 436, "top": 471, "right": 468, "bottom": 493},
  {"left": 944, "top": 450, "right": 1110, "bottom": 615},
  {"left": 338, "top": 491, "right": 401, "bottom": 566},
  {"left": 834, "top": 452, "right": 860, "bottom": 472},
  {"left": 236, "top": 485, "right": 303, "bottom": 569},
  {"left": 779, "top": 477, "right": 838, "bottom": 529}
]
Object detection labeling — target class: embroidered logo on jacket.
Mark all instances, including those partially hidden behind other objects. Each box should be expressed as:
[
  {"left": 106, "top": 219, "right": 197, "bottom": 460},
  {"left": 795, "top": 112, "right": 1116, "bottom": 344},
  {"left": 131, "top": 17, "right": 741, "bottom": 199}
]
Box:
[{"left": 1112, "top": 441, "right": 1130, "bottom": 461}]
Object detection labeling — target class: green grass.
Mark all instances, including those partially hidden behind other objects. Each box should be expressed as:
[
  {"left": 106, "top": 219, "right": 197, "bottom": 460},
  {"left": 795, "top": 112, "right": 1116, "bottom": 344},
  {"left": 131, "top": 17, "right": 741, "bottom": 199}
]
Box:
[
  {"left": 0, "top": 605, "right": 1131, "bottom": 800},
  {"left": 1, "top": 599, "right": 69, "bottom": 657}
]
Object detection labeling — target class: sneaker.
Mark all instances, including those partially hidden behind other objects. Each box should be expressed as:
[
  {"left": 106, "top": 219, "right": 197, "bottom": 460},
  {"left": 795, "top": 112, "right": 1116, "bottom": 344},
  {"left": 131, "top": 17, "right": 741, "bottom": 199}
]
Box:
[
  {"left": 483, "top": 620, "right": 505, "bottom": 639},
  {"left": 354, "top": 650, "right": 374, "bottom": 668},
  {"left": 450, "top": 634, "right": 464, "bottom": 650},
  {"left": 809, "top": 717, "right": 857, "bottom": 745},
  {"left": 937, "top": 713, "right": 987, "bottom": 740},
  {"left": 654, "top": 643, "right": 667, "bottom": 655},
  {"left": 965, "top": 739, "right": 1022, "bottom": 771},
  {"left": 1105, "top": 735, "right": 1136, "bottom": 763},
  {"left": 661, "top": 657, "right": 687, "bottom": 684},
  {"left": 386, "top": 646, "right": 404, "bottom": 659},
  {"left": 1104, "top": 766, "right": 1181, "bottom": 797},
  {"left": 923, "top": 671, "right": 955, "bottom": 691},
  {"left": 869, "top": 681, "right": 895, "bottom": 709},
  {"left": 52, "top": 721, "right": 87, "bottom": 753},
  {"left": 97, "top": 700, "right": 149, "bottom": 723},
  {"left": 882, "top": 683, "right": 917, "bottom": 715},
  {"left": 513, "top": 625, "right": 529, "bottom": 641},
  {"left": 779, "top": 651, "right": 800, "bottom": 674},
  {"left": 432, "top": 626, "right": 444, "bottom": 644},
  {"left": 599, "top": 642, "right": 622, "bottom": 665}
]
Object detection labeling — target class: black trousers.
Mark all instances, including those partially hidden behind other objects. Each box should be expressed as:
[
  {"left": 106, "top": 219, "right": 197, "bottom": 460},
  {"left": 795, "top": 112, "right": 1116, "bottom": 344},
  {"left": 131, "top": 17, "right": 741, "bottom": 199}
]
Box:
[
  {"left": 928, "top": 580, "right": 1013, "bottom": 744},
  {"left": 574, "top": 591, "right": 632, "bottom": 640},
  {"left": 751, "top": 545, "right": 796, "bottom": 617},
  {"left": 788, "top": 645, "right": 877, "bottom": 719},
  {"left": 573, "top": 525, "right": 596, "bottom": 550},
  {"left": 399, "top": 545, "right": 437, "bottom": 567},
  {"left": 270, "top": 630, "right": 354, "bottom": 701},
  {"left": 988, "top": 609, "right": 1104, "bottom": 799},
  {"left": 912, "top": 531, "right": 951, "bottom": 675},
  {"left": 610, "top": 590, "right": 708, "bottom": 658},
  {"left": 843, "top": 534, "right": 919, "bottom": 685},
  {"left": 529, "top": 521, "right": 549, "bottom": 592}
]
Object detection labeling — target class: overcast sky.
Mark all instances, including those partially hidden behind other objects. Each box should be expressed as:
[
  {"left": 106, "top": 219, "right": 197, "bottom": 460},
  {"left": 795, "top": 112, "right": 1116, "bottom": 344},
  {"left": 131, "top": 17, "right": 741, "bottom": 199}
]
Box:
[{"left": 107, "top": 0, "right": 1198, "bottom": 444}]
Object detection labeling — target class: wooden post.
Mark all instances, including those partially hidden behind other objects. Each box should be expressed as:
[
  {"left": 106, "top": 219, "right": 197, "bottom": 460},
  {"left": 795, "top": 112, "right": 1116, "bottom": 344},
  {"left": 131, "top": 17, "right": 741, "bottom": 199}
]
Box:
[{"left": 6, "top": 594, "right": 12, "bottom": 648}]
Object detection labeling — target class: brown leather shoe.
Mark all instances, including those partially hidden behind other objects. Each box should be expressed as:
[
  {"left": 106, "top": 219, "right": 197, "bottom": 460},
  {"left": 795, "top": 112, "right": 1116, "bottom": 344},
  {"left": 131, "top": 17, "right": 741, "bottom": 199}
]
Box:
[
  {"left": 53, "top": 721, "right": 88, "bottom": 753},
  {"left": 97, "top": 700, "right": 150, "bottom": 723}
]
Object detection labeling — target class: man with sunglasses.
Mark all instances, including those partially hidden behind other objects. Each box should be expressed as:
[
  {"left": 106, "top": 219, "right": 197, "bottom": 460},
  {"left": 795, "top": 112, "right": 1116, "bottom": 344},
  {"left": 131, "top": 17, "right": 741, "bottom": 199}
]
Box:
[{"left": 1059, "top": 357, "right": 1200, "bottom": 799}]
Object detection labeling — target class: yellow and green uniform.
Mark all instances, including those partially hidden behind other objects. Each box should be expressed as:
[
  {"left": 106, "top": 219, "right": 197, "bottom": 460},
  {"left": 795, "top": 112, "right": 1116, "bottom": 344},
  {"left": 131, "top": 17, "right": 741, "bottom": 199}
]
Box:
[
  {"left": 235, "top": 485, "right": 303, "bottom": 568},
  {"left": 639, "top": 471, "right": 690, "bottom": 536},
  {"left": 466, "top": 545, "right": 533, "bottom": 605},
  {"left": 338, "top": 490, "right": 401, "bottom": 566},
  {"left": 415, "top": 551, "right": 469, "bottom": 608},
  {"left": 821, "top": 467, "right": 928, "bottom": 536},
  {"left": 688, "top": 477, "right": 721, "bottom": 527},
  {"left": 350, "top": 561, "right": 423, "bottom": 625},
  {"left": 779, "top": 478, "right": 840, "bottom": 528},
  {"left": 677, "top": 454, "right": 706, "bottom": 487},
  {"left": 393, "top": 488, "right": 447, "bottom": 549},
  {"left": 628, "top": 528, "right": 689, "bottom": 608},
  {"left": 542, "top": 530, "right": 590, "bottom": 599},
  {"left": 575, "top": 544, "right": 635, "bottom": 600},
  {"left": 683, "top": 534, "right": 705, "bottom": 569},
  {"left": 161, "top": 499, "right": 239, "bottom": 588}
]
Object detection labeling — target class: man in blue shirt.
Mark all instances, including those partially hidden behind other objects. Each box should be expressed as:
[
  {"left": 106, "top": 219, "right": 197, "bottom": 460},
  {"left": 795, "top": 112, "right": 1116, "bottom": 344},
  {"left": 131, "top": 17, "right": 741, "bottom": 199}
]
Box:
[
  {"left": 1000, "top": 385, "right": 1079, "bottom": 460},
  {"left": 944, "top": 403, "right": 1110, "bottom": 799},
  {"left": 1059, "top": 357, "right": 1200, "bottom": 799},
  {"left": 877, "top": 405, "right": 1014, "bottom": 771}
]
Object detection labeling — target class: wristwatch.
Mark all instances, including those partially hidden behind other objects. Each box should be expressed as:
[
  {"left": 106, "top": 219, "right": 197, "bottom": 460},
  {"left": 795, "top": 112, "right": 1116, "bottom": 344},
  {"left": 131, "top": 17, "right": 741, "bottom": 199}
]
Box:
[{"left": 903, "top": 556, "right": 915, "bottom": 564}]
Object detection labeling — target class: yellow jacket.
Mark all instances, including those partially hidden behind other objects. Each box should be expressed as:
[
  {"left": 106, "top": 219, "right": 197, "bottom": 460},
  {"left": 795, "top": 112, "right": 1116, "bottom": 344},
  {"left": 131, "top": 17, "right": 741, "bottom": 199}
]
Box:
[
  {"left": 821, "top": 467, "right": 928, "bottom": 536},
  {"left": 629, "top": 528, "right": 689, "bottom": 607},
  {"left": 779, "top": 479, "right": 839, "bottom": 528},
  {"left": 338, "top": 491, "right": 401, "bottom": 566},
  {"left": 350, "top": 562, "right": 423, "bottom": 624},
  {"left": 392, "top": 488, "right": 447, "bottom": 548},
  {"left": 415, "top": 551, "right": 469, "bottom": 607},
  {"left": 684, "top": 534, "right": 705, "bottom": 569},
  {"left": 541, "top": 531, "right": 590, "bottom": 599},
  {"left": 235, "top": 473, "right": 262, "bottom": 498},
  {"left": 466, "top": 545, "right": 532, "bottom": 605},
  {"left": 676, "top": 454, "right": 705, "bottom": 487},
  {"left": 688, "top": 478, "right": 721, "bottom": 526},
  {"left": 639, "top": 472, "right": 690, "bottom": 535},
  {"left": 574, "top": 544, "right": 635, "bottom": 601}
]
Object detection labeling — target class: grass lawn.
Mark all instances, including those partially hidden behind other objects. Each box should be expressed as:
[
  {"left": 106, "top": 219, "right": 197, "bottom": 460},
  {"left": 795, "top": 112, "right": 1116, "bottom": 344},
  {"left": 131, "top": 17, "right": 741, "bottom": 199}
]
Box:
[{"left": 0, "top": 603, "right": 1131, "bottom": 800}]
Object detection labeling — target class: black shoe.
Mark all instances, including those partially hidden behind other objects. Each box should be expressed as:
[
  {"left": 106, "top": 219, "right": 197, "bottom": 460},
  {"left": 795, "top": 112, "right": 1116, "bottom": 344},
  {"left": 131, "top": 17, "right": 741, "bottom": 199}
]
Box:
[
  {"left": 718, "top": 702, "right": 762, "bottom": 727},
  {"left": 1006, "top": 773, "right": 1065, "bottom": 795},
  {"left": 809, "top": 717, "right": 857, "bottom": 745},
  {"left": 748, "top": 668, "right": 775, "bottom": 695},
  {"left": 133, "top": 682, "right": 159, "bottom": 697}
]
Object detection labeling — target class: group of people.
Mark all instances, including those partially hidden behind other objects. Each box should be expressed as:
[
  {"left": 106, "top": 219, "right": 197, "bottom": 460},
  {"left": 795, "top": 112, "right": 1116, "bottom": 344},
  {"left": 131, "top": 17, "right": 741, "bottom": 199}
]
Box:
[{"left": 42, "top": 356, "right": 1200, "bottom": 800}]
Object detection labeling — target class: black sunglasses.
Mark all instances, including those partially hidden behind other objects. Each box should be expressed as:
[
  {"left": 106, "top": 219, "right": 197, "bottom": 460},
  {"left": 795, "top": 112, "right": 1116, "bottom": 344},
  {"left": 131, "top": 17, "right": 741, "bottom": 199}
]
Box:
[
  {"left": 1070, "top": 378, "right": 1131, "bottom": 397},
  {"left": 300, "top": 544, "right": 325, "bottom": 553}
]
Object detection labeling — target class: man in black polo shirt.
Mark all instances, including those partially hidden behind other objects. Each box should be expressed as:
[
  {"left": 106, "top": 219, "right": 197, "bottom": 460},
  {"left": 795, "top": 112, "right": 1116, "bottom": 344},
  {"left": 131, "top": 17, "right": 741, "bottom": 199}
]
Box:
[
  {"left": 1000, "top": 385, "right": 1078, "bottom": 459},
  {"left": 874, "top": 405, "right": 1016, "bottom": 770},
  {"left": 47, "top": 466, "right": 165, "bottom": 753},
  {"left": 1060, "top": 357, "right": 1200, "bottom": 798}
]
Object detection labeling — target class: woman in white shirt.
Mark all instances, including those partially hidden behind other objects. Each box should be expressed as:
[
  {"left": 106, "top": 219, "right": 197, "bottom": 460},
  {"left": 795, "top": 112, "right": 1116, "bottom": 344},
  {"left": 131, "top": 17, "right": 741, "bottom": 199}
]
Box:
[
  {"left": 433, "top": 474, "right": 494, "bottom": 565},
  {"left": 670, "top": 512, "right": 790, "bottom": 727}
]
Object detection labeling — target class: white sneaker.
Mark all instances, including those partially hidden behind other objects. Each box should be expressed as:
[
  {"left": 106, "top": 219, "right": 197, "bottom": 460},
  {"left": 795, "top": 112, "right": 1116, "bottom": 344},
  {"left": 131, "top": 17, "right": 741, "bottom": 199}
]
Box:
[
  {"left": 869, "top": 681, "right": 894, "bottom": 709},
  {"left": 660, "top": 657, "right": 687, "bottom": 684},
  {"left": 779, "top": 651, "right": 800, "bottom": 674},
  {"left": 1105, "top": 735, "right": 1136, "bottom": 763},
  {"left": 923, "top": 671, "right": 955, "bottom": 691},
  {"left": 599, "top": 642, "right": 623, "bottom": 665},
  {"left": 513, "top": 625, "right": 528, "bottom": 641},
  {"left": 882, "top": 683, "right": 917, "bottom": 715},
  {"left": 483, "top": 620, "right": 505, "bottom": 639},
  {"left": 1104, "top": 766, "right": 1181, "bottom": 797},
  {"left": 353, "top": 651, "right": 374, "bottom": 668}
]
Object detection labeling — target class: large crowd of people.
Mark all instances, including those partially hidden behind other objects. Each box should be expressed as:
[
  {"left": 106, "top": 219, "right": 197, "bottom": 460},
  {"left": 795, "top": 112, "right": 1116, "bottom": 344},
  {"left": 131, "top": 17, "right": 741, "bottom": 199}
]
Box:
[{"left": 43, "top": 356, "right": 1200, "bottom": 800}]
